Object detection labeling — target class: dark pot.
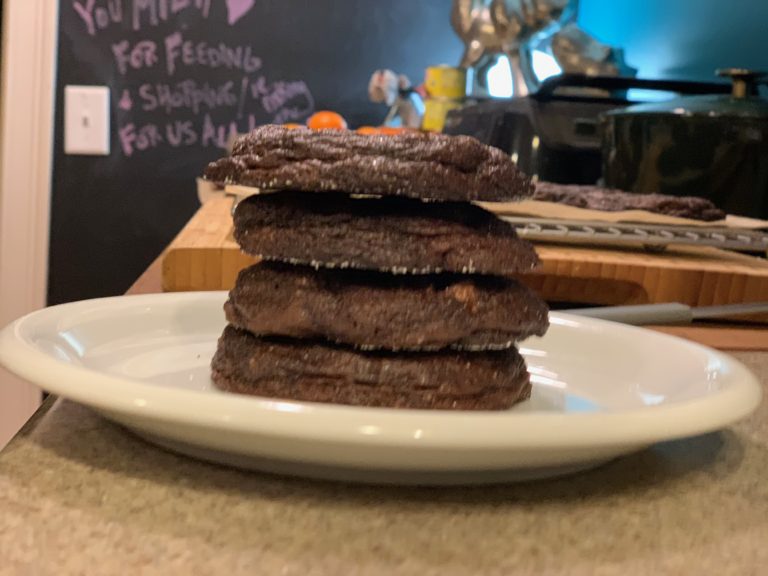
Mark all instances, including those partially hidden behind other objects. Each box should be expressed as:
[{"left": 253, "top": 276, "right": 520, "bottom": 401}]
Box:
[{"left": 602, "top": 69, "right": 768, "bottom": 219}]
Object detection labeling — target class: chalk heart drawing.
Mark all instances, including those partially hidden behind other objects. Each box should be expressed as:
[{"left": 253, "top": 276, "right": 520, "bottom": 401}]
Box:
[{"left": 225, "top": 0, "right": 256, "bottom": 25}]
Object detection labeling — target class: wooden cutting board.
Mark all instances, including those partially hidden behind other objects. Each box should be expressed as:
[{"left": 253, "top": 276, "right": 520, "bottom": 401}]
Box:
[{"left": 162, "top": 196, "right": 768, "bottom": 319}]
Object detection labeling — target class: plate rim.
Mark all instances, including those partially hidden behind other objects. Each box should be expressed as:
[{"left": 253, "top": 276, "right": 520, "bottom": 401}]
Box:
[{"left": 0, "top": 291, "right": 762, "bottom": 451}]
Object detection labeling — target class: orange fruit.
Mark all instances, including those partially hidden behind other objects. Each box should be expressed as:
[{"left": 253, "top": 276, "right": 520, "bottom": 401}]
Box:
[
  {"left": 356, "top": 126, "right": 379, "bottom": 135},
  {"left": 282, "top": 123, "right": 303, "bottom": 130},
  {"left": 307, "top": 111, "right": 348, "bottom": 130}
]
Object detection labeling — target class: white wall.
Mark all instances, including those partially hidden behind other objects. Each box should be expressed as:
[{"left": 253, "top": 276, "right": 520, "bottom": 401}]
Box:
[{"left": 0, "top": 0, "right": 58, "bottom": 448}]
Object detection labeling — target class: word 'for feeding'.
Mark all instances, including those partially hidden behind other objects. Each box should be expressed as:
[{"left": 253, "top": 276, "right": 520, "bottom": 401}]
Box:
[{"left": 111, "top": 33, "right": 262, "bottom": 77}]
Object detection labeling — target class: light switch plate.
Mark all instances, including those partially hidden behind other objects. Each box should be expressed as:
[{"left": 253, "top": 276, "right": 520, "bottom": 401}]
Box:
[{"left": 64, "top": 85, "right": 110, "bottom": 155}]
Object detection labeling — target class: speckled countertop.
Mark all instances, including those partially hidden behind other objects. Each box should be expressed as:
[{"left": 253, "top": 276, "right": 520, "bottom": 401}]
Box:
[{"left": 0, "top": 350, "right": 764, "bottom": 575}]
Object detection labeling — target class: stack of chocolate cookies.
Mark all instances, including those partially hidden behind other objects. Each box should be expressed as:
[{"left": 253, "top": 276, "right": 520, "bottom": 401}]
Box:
[{"left": 204, "top": 125, "right": 549, "bottom": 410}]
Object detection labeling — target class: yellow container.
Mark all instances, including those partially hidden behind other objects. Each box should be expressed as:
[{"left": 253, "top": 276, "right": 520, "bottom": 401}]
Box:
[
  {"left": 422, "top": 98, "right": 463, "bottom": 132},
  {"left": 425, "top": 65, "right": 467, "bottom": 100}
]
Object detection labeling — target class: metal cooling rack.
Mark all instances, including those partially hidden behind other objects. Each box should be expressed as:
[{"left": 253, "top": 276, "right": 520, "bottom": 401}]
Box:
[{"left": 501, "top": 217, "right": 768, "bottom": 253}]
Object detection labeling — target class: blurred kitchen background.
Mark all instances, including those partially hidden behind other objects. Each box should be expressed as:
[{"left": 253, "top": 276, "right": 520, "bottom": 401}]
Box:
[{"left": 49, "top": 0, "right": 768, "bottom": 305}]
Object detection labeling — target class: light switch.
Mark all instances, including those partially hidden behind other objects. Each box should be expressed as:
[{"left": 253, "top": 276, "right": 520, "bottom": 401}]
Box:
[{"left": 64, "top": 85, "right": 110, "bottom": 155}]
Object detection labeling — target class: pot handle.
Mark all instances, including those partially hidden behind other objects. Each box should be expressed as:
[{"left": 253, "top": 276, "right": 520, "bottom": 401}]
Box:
[{"left": 716, "top": 68, "right": 768, "bottom": 98}]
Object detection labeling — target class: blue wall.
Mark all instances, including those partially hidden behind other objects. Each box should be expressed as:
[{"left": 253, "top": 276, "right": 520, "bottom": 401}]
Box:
[{"left": 578, "top": 0, "right": 768, "bottom": 81}]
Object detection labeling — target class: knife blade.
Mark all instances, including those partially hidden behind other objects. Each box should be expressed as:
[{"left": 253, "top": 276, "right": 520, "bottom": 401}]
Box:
[{"left": 566, "top": 301, "right": 768, "bottom": 326}]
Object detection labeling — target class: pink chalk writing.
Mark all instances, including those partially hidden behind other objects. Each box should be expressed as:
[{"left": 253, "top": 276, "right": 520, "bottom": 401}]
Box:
[
  {"left": 72, "top": 0, "right": 212, "bottom": 36},
  {"left": 201, "top": 113, "right": 239, "bottom": 148},
  {"left": 111, "top": 39, "right": 158, "bottom": 75},
  {"left": 164, "top": 32, "right": 262, "bottom": 76},
  {"left": 260, "top": 81, "right": 313, "bottom": 115},
  {"left": 116, "top": 74, "right": 315, "bottom": 156},
  {"left": 114, "top": 72, "right": 315, "bottom": 157},
  {"left": 118, "top": 122, "right": 163, "bottom": 156},
  {"left": 247, "top": 77, "right": 314, "bottom": 121},
  {"left": 92, "top": 1, "right": 313, "bottom": 158},
  {"left": 165, "top": 120, "right": 198, "bottom": 147},
  {"left": 110, "top": 35, "right": 262, "bottom": 77},
  {"left": 133, "top": 0, "right": 212, "bottom": 34},
  {"left": 118, "top": 89, "right": 133, "bottom": 111},
  {"left": 73, "top": 0, "right": 121, "bottom": 36},
  {"left": 118, "top": 120, "right": 198, "bottom": 156},
  {"left": 139, "top": 80, "right": 236, "bottom": 114},
  {"left": 116, "top": 85, "right": 314, "bottom": 157},
  {"left": 249, "top": 76, "right": 269, "bottom": 98}
]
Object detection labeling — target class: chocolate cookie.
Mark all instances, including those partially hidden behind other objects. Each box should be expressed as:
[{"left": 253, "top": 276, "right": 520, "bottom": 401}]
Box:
[
  {"left": 211, "top": 326, "right": 532, "bottom": 410},
  {"left": 534, "top": 181, "right": 726, "bottom": 221},
  {"left": 233, "top": 191, "right": 540, "bottom": 275},
  {"left": 226, "top": 262, "right": 549, "bottom": 351},
  {"left": 204, "top": 125, "right": 534, "bottom": 202}
]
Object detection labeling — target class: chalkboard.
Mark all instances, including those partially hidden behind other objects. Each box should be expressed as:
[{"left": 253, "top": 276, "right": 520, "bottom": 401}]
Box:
[{"left": 49, "top": 0, "right": 463, "bottom": 304}]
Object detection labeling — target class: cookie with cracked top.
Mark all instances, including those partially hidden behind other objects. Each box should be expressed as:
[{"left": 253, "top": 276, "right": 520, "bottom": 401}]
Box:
[{"left": 204, "top": 125, "right": 534, "bottom": 202}]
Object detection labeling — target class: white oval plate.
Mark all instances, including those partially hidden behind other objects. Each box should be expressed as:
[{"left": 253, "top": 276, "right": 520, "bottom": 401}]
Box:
[{"left": 0, "top": 292, "right": 761, "bottom": 485}]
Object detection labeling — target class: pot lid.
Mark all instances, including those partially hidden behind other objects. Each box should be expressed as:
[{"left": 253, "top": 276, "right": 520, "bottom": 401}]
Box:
[{"left": 607, "top": 69, "right": 768, "bottom": 118}]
